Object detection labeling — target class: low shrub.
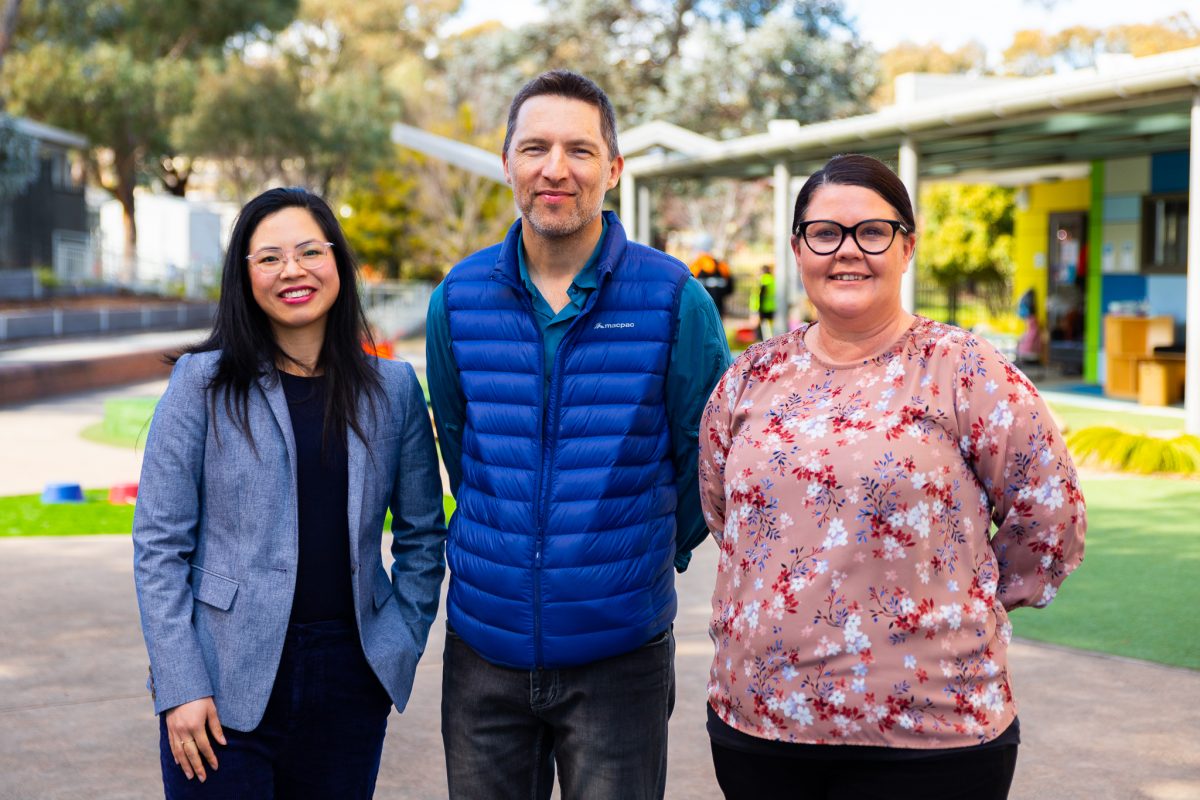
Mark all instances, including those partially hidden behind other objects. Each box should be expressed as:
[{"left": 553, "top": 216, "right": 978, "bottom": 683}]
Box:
[{"left": 1067, "top": 426, "right": 1200, "bottom": 475}]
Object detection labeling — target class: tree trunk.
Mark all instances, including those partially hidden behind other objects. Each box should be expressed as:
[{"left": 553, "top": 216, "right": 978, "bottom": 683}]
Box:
[{"left": 114, "top": 148, "right": 139, "bottom": 284}]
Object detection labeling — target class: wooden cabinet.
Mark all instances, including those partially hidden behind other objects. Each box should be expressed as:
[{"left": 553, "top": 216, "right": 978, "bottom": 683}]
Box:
[{"left": 1104, "top": 315, "right": 1175, "bottom": 399}]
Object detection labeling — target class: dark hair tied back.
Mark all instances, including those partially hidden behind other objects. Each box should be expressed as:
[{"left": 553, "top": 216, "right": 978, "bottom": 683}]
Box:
[{"left": 792, "top": 154, "right": 916, "bottom": 236}]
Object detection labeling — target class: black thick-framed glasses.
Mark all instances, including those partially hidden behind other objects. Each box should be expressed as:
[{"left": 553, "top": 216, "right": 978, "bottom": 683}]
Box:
[{"left": 793, "top": 219, "right": 909, "bottom": 255}]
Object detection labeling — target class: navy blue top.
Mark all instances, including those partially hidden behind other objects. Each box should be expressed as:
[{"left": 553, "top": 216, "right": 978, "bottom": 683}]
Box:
[{"left": 279, "top": 370, "right": 354, "bottom": 624}]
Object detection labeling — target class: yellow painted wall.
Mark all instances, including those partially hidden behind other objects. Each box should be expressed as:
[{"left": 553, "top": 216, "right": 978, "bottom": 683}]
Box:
[{"left": 1012, "top": 179, "right": 1091, "bottom": 323}]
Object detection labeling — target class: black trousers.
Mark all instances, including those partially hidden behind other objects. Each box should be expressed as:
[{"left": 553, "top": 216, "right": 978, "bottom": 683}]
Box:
[{"left": 711, "top": 739, "right": 1018, "bottom": 800}]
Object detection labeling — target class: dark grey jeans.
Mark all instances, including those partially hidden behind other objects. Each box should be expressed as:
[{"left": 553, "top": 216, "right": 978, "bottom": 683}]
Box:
[{"left": 441, "top": 625, "right": 676, "bottom": 800}]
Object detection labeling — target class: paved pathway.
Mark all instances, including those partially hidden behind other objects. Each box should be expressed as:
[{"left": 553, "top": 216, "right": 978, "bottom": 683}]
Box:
[
  {"left": 0, "top": 379, "right": 165, "bottom": 496},
  {"left": 2, "top": 534, "right": 1199, "bottom": 799}
]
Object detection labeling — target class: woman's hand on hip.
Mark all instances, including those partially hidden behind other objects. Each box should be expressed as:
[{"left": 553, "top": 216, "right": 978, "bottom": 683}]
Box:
[{"left": 164, "top": 697, "right": 226, "bottom": 782}]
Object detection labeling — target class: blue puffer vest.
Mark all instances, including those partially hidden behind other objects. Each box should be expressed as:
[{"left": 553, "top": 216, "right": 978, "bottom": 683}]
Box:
[{"left": 441, "top": 212, "right": 688, "bottom": 669}]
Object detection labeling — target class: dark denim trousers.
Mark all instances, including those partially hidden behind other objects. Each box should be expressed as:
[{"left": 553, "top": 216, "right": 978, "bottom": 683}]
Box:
[
  {"left": 158, "top": 619, "right": 392, "bottom": 799},
  {"left": 441, "top": 625, "right": 676, "bottom": 800}
]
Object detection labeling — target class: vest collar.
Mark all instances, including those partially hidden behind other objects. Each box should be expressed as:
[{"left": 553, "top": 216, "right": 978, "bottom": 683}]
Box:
[{"left": 491, "top": 211, "right": 629, "bottom": 289}]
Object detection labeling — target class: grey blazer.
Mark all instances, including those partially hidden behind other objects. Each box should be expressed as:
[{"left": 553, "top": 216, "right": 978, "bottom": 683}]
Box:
[{"left": 133, "top": 350, "right": 446, "bottom": 732}]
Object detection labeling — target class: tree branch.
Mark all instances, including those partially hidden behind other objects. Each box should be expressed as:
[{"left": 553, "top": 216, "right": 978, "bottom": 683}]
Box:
[{"left": 0, "top": 0, "right": 23, "bottom": 79}]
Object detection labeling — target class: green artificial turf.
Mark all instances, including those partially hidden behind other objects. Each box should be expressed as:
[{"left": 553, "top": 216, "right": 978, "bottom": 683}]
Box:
[
  {"left": 0, "top": 489, "right": 137, "bottom": 536},
  {"left": 0, "top": 492, "right": 457, "bottom": 537},
  {"left": 80, "top": 396, "right": 159, "bottom": 450},
  {"left": 1008, "top": 476, "right": 1200, "bottom": 670},
  {"left": 1047, "top": 402, "right": 1184, "bottom": 436}
]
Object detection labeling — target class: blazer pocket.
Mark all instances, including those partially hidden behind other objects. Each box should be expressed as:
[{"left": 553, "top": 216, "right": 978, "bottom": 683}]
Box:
[
  {"left": 190, "top": 564, "right": 239, "bottom": 611},
  {"left": 373, "top": 568, "right": 395, "bottom": 609}
]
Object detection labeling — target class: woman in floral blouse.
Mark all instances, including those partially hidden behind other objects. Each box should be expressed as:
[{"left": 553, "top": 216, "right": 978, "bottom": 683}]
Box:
[{"left": 699, "top": 154, "right": 1085, "bottom": 799}]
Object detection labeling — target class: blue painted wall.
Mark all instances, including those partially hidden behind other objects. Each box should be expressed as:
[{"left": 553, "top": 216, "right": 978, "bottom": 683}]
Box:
[{"left": 1150, "top": 151, "right": 1189, "bottom": 194}]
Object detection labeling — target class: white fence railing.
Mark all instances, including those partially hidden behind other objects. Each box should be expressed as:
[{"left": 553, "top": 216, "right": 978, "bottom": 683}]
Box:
[{"left": 361, "top": 281, "right": 434, "bottom": 340}]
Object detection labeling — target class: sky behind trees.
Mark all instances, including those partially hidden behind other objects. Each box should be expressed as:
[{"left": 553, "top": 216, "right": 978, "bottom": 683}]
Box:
[{"left": 453, "top": 0, "right": 1195, "bottom": 61}]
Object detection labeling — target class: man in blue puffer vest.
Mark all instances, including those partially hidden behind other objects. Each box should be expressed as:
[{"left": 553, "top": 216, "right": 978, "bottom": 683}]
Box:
[{"left": 426, "top": 70, "right": 730, "bottom": 800}]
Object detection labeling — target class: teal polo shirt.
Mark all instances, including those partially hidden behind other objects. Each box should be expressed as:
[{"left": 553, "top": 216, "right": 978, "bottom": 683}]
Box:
[{"left": 518, "top": 218, "right": 606, "bottom": 398}]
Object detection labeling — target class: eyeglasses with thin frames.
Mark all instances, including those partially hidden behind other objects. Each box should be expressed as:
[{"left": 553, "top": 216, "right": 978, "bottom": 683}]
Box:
[
  {"left": 793, "top": 219, "right": 909, "bottom": 255},
  {"left": 246, "top": 241, "right": 334, "bottom": 274}
]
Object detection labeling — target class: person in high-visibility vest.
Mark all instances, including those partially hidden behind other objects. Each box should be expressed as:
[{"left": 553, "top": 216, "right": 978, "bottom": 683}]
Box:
[{"left": 749, "top": 263, "right": 776, "bottom": 341}]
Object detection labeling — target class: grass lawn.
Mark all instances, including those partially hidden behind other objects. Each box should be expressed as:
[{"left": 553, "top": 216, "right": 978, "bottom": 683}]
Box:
[
  {"left": 1047, "top": 401, "right": 1184, "bottom": 435},
  {"left": 1008, "top": 476, "right": 1200, "bottom": 671},
  {"left": 0, "top": 489, "right": 138, "bottom": 536},
  {"left": 0, "top": 492, "right": 457, "bottom": 537}
]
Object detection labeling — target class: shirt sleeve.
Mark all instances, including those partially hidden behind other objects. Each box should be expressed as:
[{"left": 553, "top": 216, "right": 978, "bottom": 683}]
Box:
[
  {"left": 425, "top": 283, "right": 466, "bottom": 498},
  {"left": 952, "top": 336, "right": 1086, "bottom": 610},
  {"left": 698, "top": 356, "right": 739, "bottom": 549},
  {"left": 132, "top": 353, "right": 216, "bottom": 713},
  {"left": 387, "top": 361, "right": 448, "bottom": 654},
  {"left": 667, "top": 278, "right": 733, "bottom": 572}
]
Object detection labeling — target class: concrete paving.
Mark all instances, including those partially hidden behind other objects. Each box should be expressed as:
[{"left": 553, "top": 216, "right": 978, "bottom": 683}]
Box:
[
  {"left": 0, "top": 378, "right": 166, "bottom": 496},
  {"left": 1, "top": 352, "right": 1199, "bottom": 799},
  {"left": 2, "top": 534, "right": 1200, "bottom": 800}
]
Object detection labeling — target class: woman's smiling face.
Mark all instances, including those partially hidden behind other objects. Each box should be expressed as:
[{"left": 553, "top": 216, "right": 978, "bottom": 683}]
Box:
[
  {"left": 247, "top": 207, "right": 340, "bottom": 346},
  {"left": 792, "top": 183, "right": 915, "bottom": 327}
]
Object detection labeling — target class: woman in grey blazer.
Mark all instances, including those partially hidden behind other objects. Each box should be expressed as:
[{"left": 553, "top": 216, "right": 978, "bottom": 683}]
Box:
[{"left": 133, "top": 187, "right": 446, "bottom": 798}]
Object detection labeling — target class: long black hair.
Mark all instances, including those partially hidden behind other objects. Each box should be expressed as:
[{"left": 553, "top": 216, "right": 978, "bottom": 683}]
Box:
[{"left": 181, "top": 187, "right": 381, "bottom": 450}]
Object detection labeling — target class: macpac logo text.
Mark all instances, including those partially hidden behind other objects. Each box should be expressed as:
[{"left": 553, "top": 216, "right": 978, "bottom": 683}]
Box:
[{"left": 594, "top": 322, "right": 635, "bottom": 330}]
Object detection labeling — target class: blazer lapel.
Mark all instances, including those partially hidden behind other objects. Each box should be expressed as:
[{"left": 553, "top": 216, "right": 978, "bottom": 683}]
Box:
[
  {"left": 346, "top": 392, "right": 370, "bottom": 553},
  {"left": 258, "top": 370, "right": 298, "bottom": 486}
]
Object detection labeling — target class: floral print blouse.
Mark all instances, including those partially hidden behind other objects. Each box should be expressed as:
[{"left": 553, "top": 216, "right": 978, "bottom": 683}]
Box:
[{"left": 699, "top": 317, "right": 1086, "bottom": 749}]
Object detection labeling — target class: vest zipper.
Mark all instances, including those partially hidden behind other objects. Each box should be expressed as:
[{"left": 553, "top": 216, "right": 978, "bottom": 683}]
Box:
[{"left": 531, "top": 269, "right": 610, "bottom": 669}]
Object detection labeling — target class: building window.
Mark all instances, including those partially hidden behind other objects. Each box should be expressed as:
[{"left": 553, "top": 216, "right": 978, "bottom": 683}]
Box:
[
  {"left": 1142, "top": 193, "right": 1188, "bottom": 273},
  {"left": 48, "top": 149, "right": 84, "bottom": 191}
]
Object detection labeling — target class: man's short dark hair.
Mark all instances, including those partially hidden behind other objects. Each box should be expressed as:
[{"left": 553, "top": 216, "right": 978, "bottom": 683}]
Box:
[{"left": 503, "top": 70, "right": 620, "bottom": 159}]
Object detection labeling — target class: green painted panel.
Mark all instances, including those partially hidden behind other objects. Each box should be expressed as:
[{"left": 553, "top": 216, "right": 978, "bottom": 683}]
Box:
[{"left": 1085, "top": 162, "right": 1104, "bottom": 383}]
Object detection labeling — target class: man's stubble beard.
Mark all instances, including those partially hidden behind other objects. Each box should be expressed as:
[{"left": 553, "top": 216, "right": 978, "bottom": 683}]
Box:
[{"left": 518, "top": 196, "right": 603, "bottom": 241}]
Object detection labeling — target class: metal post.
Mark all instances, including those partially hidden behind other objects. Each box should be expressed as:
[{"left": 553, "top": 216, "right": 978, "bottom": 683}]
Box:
[
  {"left": 637, "top": 185, "right": 651, "bottom": 246},
  {"left": 773, "top": 162, "right": 792, "bottom": 334},
  {"left": 899, "top": 137, "right": 919, "bottom": 314},
  {"left": 1185, "top": 90, "right": 1200, "bottom": 434},
  {"left": 620, "top": 173, "right": 637, "bottom": 242}
]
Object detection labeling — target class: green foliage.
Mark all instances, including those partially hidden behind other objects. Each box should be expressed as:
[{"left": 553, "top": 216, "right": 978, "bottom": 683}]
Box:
[
  {"left": 0, "top": 0, "right": 300, "bottom": 239},
  {"left": 339, "top": 103, "right": 513, "bottom": 281},
  {"left": 1067, "top": 426, "right": 1200, "bottom": 475},
  {"left": 33, "top": 265, "right": 58, "bottom": 288},
  {"left": 0, "top": 112, "right": 39, "bottom": 198},
  {"left": 437, "top": 0, "right": 877, "bottom": 139},
  {"left": 1009, "top": 476, "right": 1200, "bottom": 670},
  {"left": 338, "top": 168, "right": 428, "bottom": 280},
  {"left": 919, "top": 183, "right": 1015, "bottom": 289},
  {"left": 917, "top": 183, "right": 1015, "bottom": 324}
]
